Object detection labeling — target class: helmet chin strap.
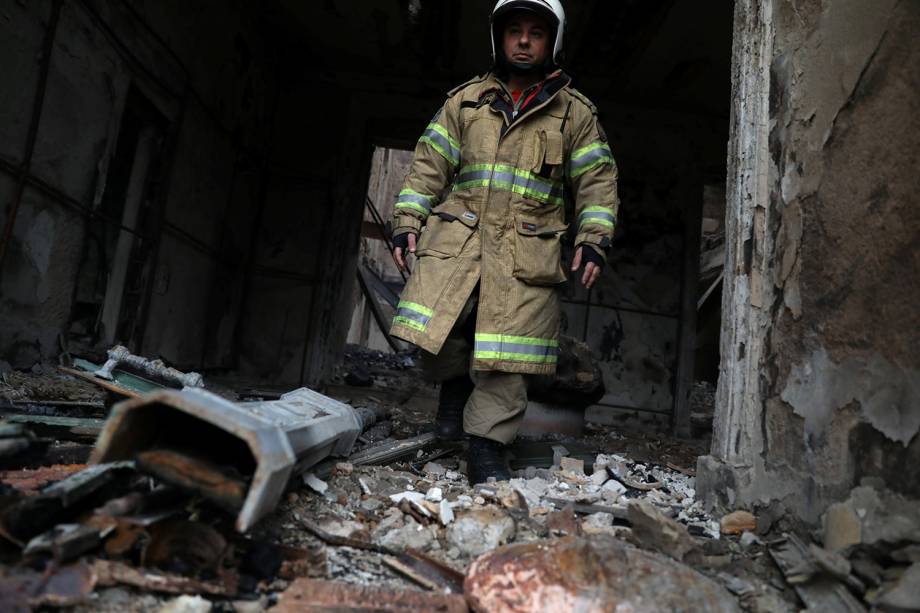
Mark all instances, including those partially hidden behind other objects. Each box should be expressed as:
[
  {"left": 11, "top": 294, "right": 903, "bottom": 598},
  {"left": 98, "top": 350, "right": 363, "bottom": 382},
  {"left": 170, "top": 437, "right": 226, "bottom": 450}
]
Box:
[
  {"left": 497, "top": 50, "right": 550, "bottom": 78},
  {"left": 508, "top": 60, "right": 540, "bottom": 76}
]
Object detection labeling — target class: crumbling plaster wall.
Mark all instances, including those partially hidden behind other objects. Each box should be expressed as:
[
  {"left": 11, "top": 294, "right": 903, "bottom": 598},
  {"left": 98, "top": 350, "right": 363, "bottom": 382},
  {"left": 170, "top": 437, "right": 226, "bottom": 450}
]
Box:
[
  {"left": 700, "top": 0, "right": 920, "bottom": 522},
  {"left": 0, "top": 0, "right": 278, "bottom": 370}
]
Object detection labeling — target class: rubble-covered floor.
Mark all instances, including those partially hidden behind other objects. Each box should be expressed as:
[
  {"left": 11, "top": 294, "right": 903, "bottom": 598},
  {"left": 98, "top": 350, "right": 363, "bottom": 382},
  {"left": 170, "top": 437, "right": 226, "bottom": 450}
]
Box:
[{"left": 1, "top": 351, "right": 917, "bottom": 612}]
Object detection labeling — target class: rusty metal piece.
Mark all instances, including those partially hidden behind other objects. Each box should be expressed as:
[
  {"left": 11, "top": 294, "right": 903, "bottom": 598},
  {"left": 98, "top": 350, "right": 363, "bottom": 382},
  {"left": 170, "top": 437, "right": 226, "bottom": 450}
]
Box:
[
  {"left": 0, "top": 464, "right": 87, "bottom": 495},
  {"left": 92, "top": 559, "right": 237, "bottom": 596},
  {"left": 144, "top": 519, "right": 228, "bottom": 575},
  {"left": 92, "top": 387, "right": 361, "bottom": 532},
  {"left": 95, "top": 345, "right": 204, "bottom": 388},
  {"left": 136, "top": 449, "right": 248, "bottom": 512},
  {"left": 274, "top": 578, "right": 469, "bottom": 612},
  {"left": 465, "top": 535, "right": 741, "bottom": 613}
]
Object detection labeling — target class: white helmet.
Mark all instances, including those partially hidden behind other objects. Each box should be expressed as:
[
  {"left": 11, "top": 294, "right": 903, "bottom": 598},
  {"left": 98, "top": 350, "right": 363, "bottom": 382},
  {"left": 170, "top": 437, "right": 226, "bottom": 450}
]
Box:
[{"left": 491, "top": 0, "right": 566, "bottom": 65}]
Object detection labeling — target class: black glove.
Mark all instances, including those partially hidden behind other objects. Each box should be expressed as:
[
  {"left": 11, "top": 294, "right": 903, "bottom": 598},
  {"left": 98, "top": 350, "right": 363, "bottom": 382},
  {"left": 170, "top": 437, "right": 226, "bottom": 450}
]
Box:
[
  {"left": 392, "top": 232, "right": 416, "bottom": 251},
  {"left": 578, "top": 244, "right": 605, "bottom": 269}
]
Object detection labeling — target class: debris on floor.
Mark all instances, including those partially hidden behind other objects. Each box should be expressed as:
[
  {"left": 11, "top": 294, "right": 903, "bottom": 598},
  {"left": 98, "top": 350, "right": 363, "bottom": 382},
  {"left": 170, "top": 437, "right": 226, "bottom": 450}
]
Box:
[{"left": 0, "top": 345, "right": 916, "bottom": 611}]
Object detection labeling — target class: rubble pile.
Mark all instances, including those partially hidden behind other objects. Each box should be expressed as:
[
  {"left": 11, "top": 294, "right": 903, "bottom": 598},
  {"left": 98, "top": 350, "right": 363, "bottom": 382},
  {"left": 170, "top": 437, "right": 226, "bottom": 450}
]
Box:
[
  {"left": 1, "top": 349, "right": 917, "bottom": 611},
  {"left": 280, "top": 450, "right": 722, "bottom": 571}
]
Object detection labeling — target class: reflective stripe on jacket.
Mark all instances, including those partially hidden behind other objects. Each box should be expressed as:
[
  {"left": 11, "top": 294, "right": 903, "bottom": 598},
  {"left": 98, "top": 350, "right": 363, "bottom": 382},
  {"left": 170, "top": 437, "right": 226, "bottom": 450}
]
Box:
[{"left": 390, "top": 72, "right": 619, "bottom": 376}]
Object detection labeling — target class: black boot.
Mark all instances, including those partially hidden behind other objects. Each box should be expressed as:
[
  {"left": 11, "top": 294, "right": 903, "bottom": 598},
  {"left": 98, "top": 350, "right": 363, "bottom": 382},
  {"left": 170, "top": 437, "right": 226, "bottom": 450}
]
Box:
[
  {"left": 435, "top": 375, "right": 473, "bottom": 440},
  {"left": 467, "top": 436, "right": 512, "bottom": 484}
]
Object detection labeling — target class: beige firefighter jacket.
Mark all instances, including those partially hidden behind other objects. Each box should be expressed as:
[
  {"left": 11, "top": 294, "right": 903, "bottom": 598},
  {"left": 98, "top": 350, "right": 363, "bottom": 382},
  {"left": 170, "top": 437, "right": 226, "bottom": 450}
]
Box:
[{"left": 390, "top": 71, "right": 619, "bottom": 376}]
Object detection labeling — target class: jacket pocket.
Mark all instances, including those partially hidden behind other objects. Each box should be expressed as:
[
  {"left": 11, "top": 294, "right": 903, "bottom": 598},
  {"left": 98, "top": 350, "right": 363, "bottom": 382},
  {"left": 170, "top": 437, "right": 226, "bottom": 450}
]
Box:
[
  {"left": 416, "top": 208, "right": 478, "bottom": 259},
  {"left": 531, "top": 130, "right": 565, "bottom": 181},
  {"left": 512, "top": 214, "right": 568, "bottom": 285}
]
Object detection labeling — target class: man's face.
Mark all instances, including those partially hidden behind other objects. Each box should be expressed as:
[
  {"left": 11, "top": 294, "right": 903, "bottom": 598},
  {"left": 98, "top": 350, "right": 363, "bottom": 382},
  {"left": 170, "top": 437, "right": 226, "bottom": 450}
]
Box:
[{"left": 502, "top": 12, "right": 551, "bottom": 67}]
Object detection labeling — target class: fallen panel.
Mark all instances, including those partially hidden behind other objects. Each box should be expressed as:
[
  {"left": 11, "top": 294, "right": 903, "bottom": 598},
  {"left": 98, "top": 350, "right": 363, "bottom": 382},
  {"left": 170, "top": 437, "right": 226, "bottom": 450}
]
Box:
[
  {"left": 768, "top": 533, "right": 867, "bottom": 612},
  {"left": 91, "top": 387, "right": 361, "bottom": 532},
  {"left": 3, "top": 414, "right": 105, "bottom": 441},
  {"left": 274, "top": 578, "right": 469, "bottom": 612}
]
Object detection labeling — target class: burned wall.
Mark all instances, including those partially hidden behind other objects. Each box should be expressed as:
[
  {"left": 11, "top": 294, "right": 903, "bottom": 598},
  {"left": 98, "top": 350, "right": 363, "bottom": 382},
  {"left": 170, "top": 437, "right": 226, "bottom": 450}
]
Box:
[
  {"left": 700, "top": 0, "right": 920, "bottom": 522},
  {"left": 0, "top": 0, "right": 277, "bottom": 371}
]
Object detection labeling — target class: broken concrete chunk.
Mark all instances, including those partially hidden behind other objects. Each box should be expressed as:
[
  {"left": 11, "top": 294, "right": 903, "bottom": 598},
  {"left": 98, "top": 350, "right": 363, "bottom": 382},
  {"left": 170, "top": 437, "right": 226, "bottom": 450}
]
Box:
[
  {"left": 422, "top": 462, "right": 446, "bottom": 477},
  {"left": 601, "top": 478, "right": 627, "bottom": 503},
  {"left": 158, "top": 595, "right": 213, "bottom": 613},
  {"left": 581, "top": 512, "right": 616, "bottom": 536},
  {"left": 720, "top": 510, "right": 756, "bottom": 535},
  {"left": 375, "top": 517, "right": 436, "bottom": 551},
  {"left": 628, "top": 500, "right": 699, "bottom": 562},
  {"left": 589, "top": 468, "right": 609, "bottom": 487},
  {"left": 465, "top": 535, "right": 740, "bottom": 613},
  {"left": 316, "top": 519, "right": 366, "bottom": 540},
  {"left": 739, "top": 531, "right": 763, "bottom": 549},
  {"left": 303, "top": 473, "right": 328, "bottom": 494},
  {"left": 438, "top": 499, "right": 455, "bottom": 526},
  {"left": 559, "top": 456, "right": 584, "bottom": 475},
  {"left": 425, "top": 487, "right": 443, "bottom": 502},
  {"left": 446, "top": 508, "right": 515, "bottom": 558},
  {"left": 389, "top": 491, "right": 425, "bottom": 505}
]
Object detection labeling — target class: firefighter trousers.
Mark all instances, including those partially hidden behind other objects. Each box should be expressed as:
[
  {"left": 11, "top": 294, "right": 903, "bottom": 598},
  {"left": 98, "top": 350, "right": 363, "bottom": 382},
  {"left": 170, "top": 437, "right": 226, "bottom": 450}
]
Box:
[{"left": 419, "top": 289, "right": 527, "bottom": 444}]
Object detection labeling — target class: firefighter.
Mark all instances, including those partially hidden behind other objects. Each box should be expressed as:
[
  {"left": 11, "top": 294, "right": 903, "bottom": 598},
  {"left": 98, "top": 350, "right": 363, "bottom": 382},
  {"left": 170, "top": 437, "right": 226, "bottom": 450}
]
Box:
[{"left": 390, "top": 0, "right": 618, "bottom": 484}]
